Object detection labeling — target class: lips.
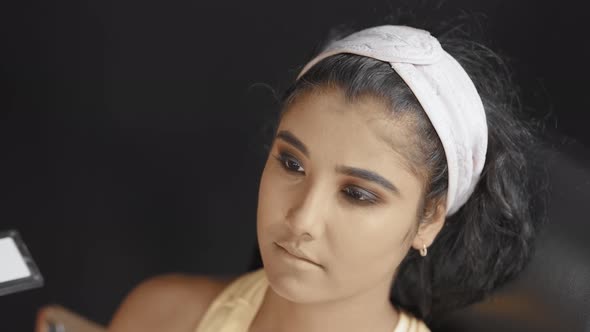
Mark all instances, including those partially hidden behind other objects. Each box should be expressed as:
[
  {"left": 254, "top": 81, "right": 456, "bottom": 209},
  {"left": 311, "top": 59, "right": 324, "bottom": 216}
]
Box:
[{"left": 274, "top": 242, "right": 322, "bottom": 267}]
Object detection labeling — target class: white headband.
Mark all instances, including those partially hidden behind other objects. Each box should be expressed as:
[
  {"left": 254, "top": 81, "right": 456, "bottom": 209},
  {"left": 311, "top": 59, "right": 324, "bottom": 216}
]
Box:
[{"left": 297, "top": 25, "right": 488, "bottom": 216}]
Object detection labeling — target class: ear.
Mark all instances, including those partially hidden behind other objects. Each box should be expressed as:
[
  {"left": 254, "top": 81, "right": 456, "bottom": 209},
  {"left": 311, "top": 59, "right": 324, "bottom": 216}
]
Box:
[{"left": 411, "top": 199, "right": 446, "bottom": 251}]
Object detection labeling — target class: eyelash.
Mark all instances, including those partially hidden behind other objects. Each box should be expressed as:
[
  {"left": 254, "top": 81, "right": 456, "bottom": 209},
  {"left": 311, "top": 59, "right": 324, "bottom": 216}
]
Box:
[
  {"left": 273, "top": 152, "right": 305, "bottom": 174},
  {"left": 272, "top": 151, "right": 379, "bottom": 205}
]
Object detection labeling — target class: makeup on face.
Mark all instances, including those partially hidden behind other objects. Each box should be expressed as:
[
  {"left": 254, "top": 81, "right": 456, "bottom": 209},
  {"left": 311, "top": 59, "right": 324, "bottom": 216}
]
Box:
[
  {"left": 257, "top": 88, "right": 426, "bottom": 303},
  {"left": 275, "top": 130, "right": 403, "bottom": 200}
]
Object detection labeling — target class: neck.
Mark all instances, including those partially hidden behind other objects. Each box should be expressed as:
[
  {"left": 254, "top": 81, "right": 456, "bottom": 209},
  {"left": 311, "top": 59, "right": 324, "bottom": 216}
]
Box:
[{"left": 249, "top": 276, "right": 399, "bottom": 332}]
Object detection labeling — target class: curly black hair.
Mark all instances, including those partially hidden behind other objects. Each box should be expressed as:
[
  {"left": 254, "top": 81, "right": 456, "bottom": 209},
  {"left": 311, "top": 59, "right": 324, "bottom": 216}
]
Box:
[{"left": 259, "top": 24, "right": 549, "bottom": 324}]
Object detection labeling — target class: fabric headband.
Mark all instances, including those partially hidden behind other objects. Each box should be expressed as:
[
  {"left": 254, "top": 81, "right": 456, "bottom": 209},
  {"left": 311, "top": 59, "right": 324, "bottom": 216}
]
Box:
[{"left": 296, "top": 25, "right": 488, "bottom": 216}]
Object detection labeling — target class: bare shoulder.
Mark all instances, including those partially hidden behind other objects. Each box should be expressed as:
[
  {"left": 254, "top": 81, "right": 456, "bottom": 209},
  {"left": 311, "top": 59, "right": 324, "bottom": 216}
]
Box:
[{"left": 108, "top": 273, "right": 232, "bottom": 332}]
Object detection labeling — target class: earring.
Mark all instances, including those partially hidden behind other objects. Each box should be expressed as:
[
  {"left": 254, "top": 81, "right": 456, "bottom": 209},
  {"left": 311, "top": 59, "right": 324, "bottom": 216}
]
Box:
[{"left": 420, "top": 244, "right": 428, "bottom": 257}]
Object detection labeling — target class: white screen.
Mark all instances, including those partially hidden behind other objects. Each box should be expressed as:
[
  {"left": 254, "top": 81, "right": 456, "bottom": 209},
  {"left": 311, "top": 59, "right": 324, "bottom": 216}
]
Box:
[{"left": 0, "top": 237, "right": 31, "bottom": 283}]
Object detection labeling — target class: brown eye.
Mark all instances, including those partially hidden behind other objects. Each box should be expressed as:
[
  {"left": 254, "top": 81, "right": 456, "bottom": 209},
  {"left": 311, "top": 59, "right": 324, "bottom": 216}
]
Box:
[
  {"left": 343, "top": 186, "right": 378, "bottom": 204},
  {"left": 274, "top": 152, "right": 305, "bottom": 174}
]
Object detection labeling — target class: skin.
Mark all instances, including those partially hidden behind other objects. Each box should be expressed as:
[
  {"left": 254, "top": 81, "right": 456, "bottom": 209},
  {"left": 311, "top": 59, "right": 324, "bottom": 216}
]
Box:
[{"left": 251, "top": 86, "right": 446, "bottom": 332}]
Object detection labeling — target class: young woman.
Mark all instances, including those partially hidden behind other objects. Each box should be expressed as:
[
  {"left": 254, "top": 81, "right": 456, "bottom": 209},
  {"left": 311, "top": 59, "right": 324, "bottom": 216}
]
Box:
[{"left": 107, "top": 24, "right": 546, "bottom": 332}]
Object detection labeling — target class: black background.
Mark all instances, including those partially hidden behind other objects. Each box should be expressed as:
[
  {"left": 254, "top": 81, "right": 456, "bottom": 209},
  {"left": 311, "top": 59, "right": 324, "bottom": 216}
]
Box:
[{"left": 1, "top": 0, "right": 589, "bottom": 330}]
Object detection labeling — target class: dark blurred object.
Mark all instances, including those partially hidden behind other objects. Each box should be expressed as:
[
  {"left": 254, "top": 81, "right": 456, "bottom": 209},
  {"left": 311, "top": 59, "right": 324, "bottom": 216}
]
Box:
[{"left": 433, "top": 131, "right": 590, "bottom": 332}]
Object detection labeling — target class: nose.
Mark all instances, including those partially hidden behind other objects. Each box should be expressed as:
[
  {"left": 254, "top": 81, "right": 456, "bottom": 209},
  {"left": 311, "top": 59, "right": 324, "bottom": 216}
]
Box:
[{"left": 285, "top": 182, "right": 328, "bottom": 240}]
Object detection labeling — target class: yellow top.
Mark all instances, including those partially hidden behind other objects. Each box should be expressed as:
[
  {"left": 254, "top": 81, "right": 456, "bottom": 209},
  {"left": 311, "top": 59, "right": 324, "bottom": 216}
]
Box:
[{"left": 195, "top": 269, "right": 430, "bottom": 332}]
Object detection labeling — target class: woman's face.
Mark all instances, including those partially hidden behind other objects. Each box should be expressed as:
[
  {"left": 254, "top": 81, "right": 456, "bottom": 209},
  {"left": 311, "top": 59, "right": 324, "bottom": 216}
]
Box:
[{"left": 257, "top": 87, "right": 427, "bottom": 304}]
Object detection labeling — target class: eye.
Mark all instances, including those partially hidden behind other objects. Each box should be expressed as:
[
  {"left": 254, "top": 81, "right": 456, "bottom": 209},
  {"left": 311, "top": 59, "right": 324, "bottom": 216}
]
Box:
[
  {"left": 274, "top": 152, "right": 305, "bottom": 174},
  {"left": 342, "top": 186, "right": 378, "bottom": 205}
]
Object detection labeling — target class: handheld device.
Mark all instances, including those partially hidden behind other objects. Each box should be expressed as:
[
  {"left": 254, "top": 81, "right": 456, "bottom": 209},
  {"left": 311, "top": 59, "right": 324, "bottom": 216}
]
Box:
[{"left": 0, "top": 229, "right": 43, "bottom": 296}]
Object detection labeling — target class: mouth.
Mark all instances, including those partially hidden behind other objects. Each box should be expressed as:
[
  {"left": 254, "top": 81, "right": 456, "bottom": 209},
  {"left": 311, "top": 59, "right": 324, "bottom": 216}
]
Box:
[{"left": 274, "top": 242, "right": 322, "bottom": 268}]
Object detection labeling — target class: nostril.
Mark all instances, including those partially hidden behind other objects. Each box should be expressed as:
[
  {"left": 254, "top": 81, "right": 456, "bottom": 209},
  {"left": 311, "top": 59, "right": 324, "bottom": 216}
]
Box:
[{"left": 300, "top": 233, "right": 313, "bottom": 241}]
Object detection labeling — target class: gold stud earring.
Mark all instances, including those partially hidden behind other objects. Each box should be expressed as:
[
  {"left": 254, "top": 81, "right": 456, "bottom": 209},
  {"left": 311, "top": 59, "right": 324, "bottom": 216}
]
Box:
[{"left": 420, "top": 244, "right": 428, "bottom": 257}]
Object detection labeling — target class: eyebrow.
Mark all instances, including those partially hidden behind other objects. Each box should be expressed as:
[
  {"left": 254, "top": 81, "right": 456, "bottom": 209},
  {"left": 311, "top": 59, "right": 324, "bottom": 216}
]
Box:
[
  {"left": 276, "top": 130, "right": 310, "bottom": 157},
  {"left": 336, "top": 166, "right": 402, "bottom": 197},
  {"left": 275, "top": 130, "right": 401, "bottom": 197}
]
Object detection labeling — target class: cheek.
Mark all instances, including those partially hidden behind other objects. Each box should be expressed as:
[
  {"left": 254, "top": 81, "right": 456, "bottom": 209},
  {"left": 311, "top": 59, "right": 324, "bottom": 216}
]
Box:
[
  {"left": 257, "top": 162, "right": 289, "bottom": 238},
  {"left": 333, "top": 210, "right": 414, "bottom": 260},
  {"left": 257, "top": 165, "right": 274, "bottom": 228},
  {"left": 327, "top": 207, "right": 418, "bottom": 284}
]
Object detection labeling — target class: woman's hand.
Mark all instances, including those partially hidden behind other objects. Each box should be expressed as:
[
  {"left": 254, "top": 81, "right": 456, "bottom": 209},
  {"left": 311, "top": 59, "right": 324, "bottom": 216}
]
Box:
[{"left": 35, "top": 305, "right": 106, "bottom": 332}]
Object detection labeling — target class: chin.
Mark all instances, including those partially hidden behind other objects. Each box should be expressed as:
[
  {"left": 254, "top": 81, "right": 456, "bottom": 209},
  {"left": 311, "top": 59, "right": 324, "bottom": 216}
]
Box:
[
  {"left": 264, "top": 266, "right": 327, "bottom": 303},
  {"left": 261, "top": 253, "right": 330, "bottom": 304}
]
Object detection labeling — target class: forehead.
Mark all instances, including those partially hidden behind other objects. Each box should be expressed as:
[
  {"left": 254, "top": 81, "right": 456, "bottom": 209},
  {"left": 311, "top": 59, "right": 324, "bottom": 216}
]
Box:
[{"left": 279, "top": 88, "right": 418, "bottom": 174}]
